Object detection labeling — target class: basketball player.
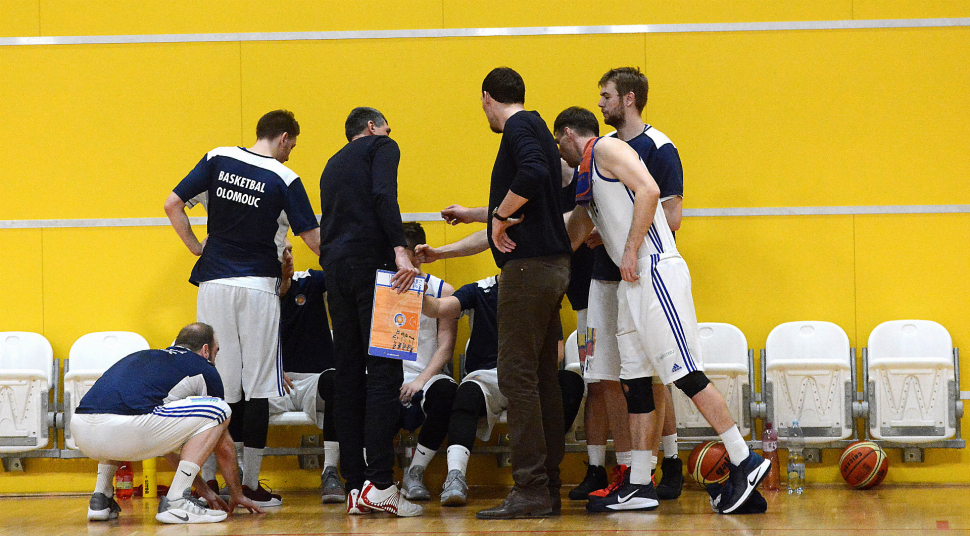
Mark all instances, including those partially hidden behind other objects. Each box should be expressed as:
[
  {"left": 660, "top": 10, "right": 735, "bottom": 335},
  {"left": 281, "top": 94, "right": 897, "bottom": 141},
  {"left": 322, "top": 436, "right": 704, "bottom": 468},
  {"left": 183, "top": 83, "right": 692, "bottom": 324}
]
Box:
[
  {"left": 584, "top": 67, "right": 687, "bottom": 501},
  {"left": 398, "top": 222, "right": 460, "bottom": 502},
  {"left": 165, "top": 110, "right": 321, "bottom": 507},
  {"left": 555, "top": 106, "right": 770, "bottom": 514},
  {"left": 72, "top": 323, "right": 263, "bottom": 524}
]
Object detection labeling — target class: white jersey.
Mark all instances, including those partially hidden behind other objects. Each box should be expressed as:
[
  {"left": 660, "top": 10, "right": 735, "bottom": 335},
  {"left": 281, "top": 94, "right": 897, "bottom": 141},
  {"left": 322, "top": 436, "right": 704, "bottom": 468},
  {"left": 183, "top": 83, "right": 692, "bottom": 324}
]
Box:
[
  {"left": 584, "top": 137, "right": 678, "bottom": 266},
  {"left": 403, "top": 274, "right": 445, "bottom": 375}
]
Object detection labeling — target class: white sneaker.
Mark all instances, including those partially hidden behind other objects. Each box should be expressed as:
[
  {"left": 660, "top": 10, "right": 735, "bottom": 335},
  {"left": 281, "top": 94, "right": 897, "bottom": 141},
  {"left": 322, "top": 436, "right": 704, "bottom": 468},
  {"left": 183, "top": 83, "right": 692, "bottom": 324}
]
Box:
[
  {"left": 155, "top": 490, "right": 228, "bottom": 524},
  {"left": 360, "top": 480, "right": 423, "bottom": 517},
  {"left": 346, "top": 488, "right": 373, "bottom": 515}
]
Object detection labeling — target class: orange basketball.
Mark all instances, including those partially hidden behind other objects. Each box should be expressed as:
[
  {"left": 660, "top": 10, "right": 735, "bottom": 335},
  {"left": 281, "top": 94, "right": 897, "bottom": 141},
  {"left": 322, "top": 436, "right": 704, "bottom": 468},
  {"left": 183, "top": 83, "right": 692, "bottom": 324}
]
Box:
[
  {"left": 840, "top": 441, "right": 888, "bottom": 489},
  {"left": 687, "top": 441, "right": 731, "bottom": 485}
]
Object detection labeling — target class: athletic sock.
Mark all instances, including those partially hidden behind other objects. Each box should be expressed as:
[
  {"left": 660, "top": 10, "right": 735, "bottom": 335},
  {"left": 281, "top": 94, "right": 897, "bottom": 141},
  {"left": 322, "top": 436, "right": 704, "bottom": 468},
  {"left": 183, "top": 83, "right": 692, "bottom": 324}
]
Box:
[
  {"left": 630, "top": 450, "right": 652, "bottom": 485},
  {"left": 588, "top": 444, "right": 607, "bottom": 468},
  {"left": 662, "top": 434, "right": 679, "bottom": 458},
  {"left": 446, "top": 445, "right": 470, "bottom": 475},
  {"left": 410, "top": 444, "right": 436, "bottom": 470},
  {"left": 615, "top": 450, "right": 632, "bottom": 467},
  {"left": 95, "top": 463, "right": 118, "bottom": 498},
  {"left": 167, "top": 461, "right": 200, "bottom": 500},
  {"left": 200, "top": 454, "right": 217, "bottom": 482},
  {"left": 242, "top": 447, "right": 264, "bottom": 489},
  {"left": 323, "top": 441, "right": 340, "bottom": 470},
  {"left": 720, "top": 425, "right": 750, "bottom": 465},
  {"left": 651, "top": 453, "right": 658, "bottom": 471}
]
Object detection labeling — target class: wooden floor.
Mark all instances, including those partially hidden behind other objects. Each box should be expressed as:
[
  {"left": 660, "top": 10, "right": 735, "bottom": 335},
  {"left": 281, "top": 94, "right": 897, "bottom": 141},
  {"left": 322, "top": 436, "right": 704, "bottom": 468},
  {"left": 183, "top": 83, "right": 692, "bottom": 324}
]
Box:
[{"left": 3, "top": 485, "right": 968, "bottom": 536}]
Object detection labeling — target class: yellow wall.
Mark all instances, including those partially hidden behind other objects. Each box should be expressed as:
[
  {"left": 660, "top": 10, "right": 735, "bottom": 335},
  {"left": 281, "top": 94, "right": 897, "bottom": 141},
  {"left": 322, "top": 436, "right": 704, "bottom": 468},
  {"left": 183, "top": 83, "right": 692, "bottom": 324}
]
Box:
[{"left": 1, "top": 2, "right": 969, "bottom": 491}]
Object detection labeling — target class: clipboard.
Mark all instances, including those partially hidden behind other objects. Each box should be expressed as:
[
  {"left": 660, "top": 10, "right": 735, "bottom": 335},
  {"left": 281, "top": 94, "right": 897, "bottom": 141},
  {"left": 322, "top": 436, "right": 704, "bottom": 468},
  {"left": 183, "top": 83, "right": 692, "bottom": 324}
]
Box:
[{"left": 368, "top": 269, "right": 427, "bottom": 361}]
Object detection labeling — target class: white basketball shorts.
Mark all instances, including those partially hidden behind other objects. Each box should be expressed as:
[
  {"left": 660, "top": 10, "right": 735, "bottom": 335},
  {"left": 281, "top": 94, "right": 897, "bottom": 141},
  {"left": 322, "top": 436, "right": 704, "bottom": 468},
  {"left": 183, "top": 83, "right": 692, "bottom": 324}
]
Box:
[
  {"left": 460, "top": 368, "right": 508, "bottom": 441},
  {"left": 198, "top": 281, "right": 283, "bottom": 402},
  {"left": 72, "top": 396, "right": 230, "bottom": 461},
  {"left": 618, "top": 252, "right": 704, "bottom": 385},
  {"left": 583, "top": 279, "right": 624, "bottom": 383},
  {"left": 403, "top": 371, "right": 457, "bottom": 414}
]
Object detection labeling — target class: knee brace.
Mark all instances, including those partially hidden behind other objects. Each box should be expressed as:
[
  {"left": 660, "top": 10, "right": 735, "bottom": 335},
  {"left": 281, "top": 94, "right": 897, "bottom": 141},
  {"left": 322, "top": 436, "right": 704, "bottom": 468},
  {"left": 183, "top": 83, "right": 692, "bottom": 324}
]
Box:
[
  {"left": 673, "top": 371, "right": 711, "bottom": 398},
  {"left": 452, "top": 382, "right": 487, "bottom": 417},
  {"left": 620, "top": 377, "right": 655, "bottom": 414}
]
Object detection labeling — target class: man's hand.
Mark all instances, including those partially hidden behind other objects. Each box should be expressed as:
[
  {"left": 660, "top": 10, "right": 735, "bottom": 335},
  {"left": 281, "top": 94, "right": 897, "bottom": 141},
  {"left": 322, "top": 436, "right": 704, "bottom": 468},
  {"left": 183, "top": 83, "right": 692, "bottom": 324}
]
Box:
[
  {"left": 391, "top": 246, "right": 420, "bottom": 293},
  {"left": 196, "top": 484, "right": 230, "bottom": 513},
  {"left": 441, "top": 205, "right": 486, "bottom": 225},
  {"left": 229, "top": 492, "right": 265, "bottom": 514},
  {"left": 400, "top": 378, "right": 426, "bottom": 404},
  {"left": 490, "top": 214, "right": 523, "bottom": 253},
  {"left": 282, "top": 373, "right": 294, "bottom": 394},
  {"left": 620, "top": 250, "right": 639, "bottom": 283},
  {"left": 585, "top": 228, "right": 603, "bottom": 249},
  {"left": 414, "top": 244, "right": 441, "bottom": 265}
]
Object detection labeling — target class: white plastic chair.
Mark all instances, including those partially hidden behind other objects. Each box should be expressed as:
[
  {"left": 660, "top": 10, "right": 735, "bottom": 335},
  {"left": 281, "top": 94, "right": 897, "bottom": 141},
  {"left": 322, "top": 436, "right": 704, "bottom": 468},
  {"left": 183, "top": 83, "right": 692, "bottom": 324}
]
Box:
[
  {"left": 0, "top": 332, "right": 54, "bottom": 453},
  {"left": 764, "top": 321, "right": 853, "bottom": 444},
  {"left": 64, "top": 332, "right": 150, "bottom": 449},
  {"left": 866, "top": 320, "right": 957, "bottom": 442},
  {"left": 672, "top": 323, "right": 751, "bottom": 440}
]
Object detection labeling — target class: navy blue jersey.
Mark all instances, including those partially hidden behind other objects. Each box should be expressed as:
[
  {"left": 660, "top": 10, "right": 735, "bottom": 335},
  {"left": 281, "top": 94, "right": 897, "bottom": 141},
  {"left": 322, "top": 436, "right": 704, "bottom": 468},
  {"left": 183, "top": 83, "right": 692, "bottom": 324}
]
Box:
[
  {"left": 173, "top": 146, "right": 319, "bottom": 285},
  {"left": 453, "top": 276, "right": 499, "bottom": 373},
  {"left": 76, "top": 347, "right": 224, "bottom": 415},
  {"left": 591, "top": 245, "right": 622, "bottom": 282},
  {"left": 280, "top": 270, "right": 335, "bottom": 373},
  {"left": 562, "top": 174, "right": 595, "bottom": 308}
]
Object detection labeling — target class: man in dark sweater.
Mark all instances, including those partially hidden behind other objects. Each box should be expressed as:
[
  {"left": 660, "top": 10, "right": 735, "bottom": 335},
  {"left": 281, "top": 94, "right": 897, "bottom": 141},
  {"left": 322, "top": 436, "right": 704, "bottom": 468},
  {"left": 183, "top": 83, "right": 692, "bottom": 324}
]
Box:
[
  {"left": 417, "top": 68, "right": 572, "bottom": 518},
  {"left": 318, "top": 107, "right": 421, "bottom": 517}
]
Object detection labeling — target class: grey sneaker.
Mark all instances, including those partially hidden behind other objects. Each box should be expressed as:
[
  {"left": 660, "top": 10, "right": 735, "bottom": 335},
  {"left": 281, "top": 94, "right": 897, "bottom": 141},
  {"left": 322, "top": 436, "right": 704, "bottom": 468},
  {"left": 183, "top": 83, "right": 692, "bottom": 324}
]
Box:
[
  {"left": 87, "top": 492, "right": 122, "bottom": 521},
  {"left": 402, "top": 465, "right": 430, "bottom": 501},
  {"left": 440, "top": 469, "right": 468, "bottom": 506},
  {"left": 321, "top": 466, "right": 346, "bottom": 504},
  {"left": 155, "top": 489, "right": 228, "bottom": 524}
]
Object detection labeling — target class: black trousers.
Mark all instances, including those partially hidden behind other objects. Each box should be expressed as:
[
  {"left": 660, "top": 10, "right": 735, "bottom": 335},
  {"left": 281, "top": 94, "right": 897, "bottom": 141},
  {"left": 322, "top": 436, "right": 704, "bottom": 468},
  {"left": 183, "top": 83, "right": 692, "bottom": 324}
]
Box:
[{"left": 324, "top": 256, "right": 403, "bottom": 491}]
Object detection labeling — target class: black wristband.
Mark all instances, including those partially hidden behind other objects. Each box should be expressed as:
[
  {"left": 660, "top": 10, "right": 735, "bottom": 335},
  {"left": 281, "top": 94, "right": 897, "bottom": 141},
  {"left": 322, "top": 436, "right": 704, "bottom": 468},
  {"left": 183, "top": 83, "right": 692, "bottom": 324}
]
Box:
[{"left": 491, "top": 207, "right": 510, "bottom": 222}]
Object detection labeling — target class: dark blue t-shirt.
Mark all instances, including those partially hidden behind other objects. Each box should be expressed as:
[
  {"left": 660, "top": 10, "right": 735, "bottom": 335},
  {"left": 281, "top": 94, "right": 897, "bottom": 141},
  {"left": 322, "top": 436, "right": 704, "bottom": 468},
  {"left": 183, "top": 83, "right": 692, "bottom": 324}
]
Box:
[
  {"left": 452, "top": 276, "right": 499, "bottom": 373},
  {"left": 76, "top": 347, "right": 224, "bottom": 415},
  {"left": 280, "top": 270, "right": 335, "bottom": 373},
  {"left": 173, "top": 146, "right": 319, "bottom": 285}
]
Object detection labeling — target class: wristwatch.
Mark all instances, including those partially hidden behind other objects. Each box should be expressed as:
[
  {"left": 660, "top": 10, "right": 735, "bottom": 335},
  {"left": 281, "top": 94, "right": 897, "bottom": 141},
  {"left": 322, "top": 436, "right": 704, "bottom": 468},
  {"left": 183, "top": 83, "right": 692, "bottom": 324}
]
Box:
[{"left": 491, "top": 207, "right": 510, "bottom": 222}]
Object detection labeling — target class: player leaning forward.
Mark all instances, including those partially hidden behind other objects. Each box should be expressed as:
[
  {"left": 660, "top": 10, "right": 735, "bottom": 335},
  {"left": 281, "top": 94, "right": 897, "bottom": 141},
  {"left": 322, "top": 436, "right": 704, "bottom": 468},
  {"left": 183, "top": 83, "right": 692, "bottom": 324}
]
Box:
[{"left": 555, "top": 107, "right": 770, "bottom": 514}]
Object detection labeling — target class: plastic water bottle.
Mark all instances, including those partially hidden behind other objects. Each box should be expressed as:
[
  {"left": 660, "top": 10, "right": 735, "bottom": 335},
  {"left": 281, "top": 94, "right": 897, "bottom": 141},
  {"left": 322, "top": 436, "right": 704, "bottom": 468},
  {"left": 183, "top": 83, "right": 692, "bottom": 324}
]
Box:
[
  {"left": 786, "top": 420, "right": 805, "bottom": 494},
  {"left": 761, "top": 422, "right": 781, "bottom": 491},
  {"left": 115, "top": 462, "right": 134, "bottom": 499}
]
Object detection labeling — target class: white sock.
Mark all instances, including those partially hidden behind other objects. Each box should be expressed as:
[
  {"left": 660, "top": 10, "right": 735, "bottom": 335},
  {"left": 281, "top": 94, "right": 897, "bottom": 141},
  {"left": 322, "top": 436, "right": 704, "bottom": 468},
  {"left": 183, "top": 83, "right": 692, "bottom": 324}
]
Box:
[
  {"left": 200, "top": 454, "right": 217, "bottom": 481},
  {"left": 95, "top": 463, "right": 118, "bottom": 497},
  {"left": 651, "top": 454, "right": 658, "bottom": 471},
  {"left": 662, "top": 434, "right": 679, "bottom": 458},
  {"left": 446, "top": 445, "right": 470, "bottom": 475},
  {"left": 323, "top": 441, "right": 340, "bottom": 470},
  {"left": 720, "top": 425, "right": 750, "bottom": 465},
  {"left": 234, "top": 441, "right": 244, "bottom": 467},
  {"left": 630, "top": 450, "right": 652, "bottom": 485},
  {"left": 242, "top": 447, "right": 264, "bottom": 489},
  {"left": 167, "top": 461, "right": 200, "bottom": 500},
  {"left": 587, "top": 444, "right": 607, "bottom": 467},
  {"left": 410, "top": 443, "right": 436, "bottom": 470},
  {"left": 615, "top": 450, "right": 632, "bottom": 467}
]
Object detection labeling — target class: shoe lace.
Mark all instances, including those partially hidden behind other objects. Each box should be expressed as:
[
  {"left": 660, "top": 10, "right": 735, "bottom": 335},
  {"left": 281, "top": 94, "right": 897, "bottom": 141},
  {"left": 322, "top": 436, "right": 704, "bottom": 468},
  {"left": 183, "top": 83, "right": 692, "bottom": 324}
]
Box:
[
  {"left": 257, "top": 480, "right": 277, "bottom": 494},
  {"left": 604, "top": 465, "right": 627, "bottom": 493}
]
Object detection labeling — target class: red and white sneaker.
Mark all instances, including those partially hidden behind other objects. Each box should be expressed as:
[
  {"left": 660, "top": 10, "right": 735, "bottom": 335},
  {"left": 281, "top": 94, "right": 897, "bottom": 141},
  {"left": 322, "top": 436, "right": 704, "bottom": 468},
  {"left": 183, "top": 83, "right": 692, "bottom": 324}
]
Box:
[
  {"left": 241, "top": 483, "right": 282, "bottom": 508},
  {"left": 346, "top": 488, "right": 373, "bottom": 515},
  {"left": 360, "top": 481, "right": 422, "bottom": 517},
  {"left": 588, "top": 464, "right": 630, "bottom": 500}
]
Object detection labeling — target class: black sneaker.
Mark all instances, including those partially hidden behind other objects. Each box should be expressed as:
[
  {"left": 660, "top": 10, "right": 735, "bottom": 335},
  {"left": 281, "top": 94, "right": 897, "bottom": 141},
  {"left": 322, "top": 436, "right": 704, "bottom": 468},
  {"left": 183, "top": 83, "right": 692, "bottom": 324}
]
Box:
[
  {"left": 586, "top": 482, "right": 659, "bottom": 512},
  {"left": 568, "top": 463, "right": 608, "bottom": 500},
  {"left": 87, "top": 492, "right": 122, "bottom": 521},
  {"left": 656, "top": 457, "right": 684, "bottom": 500},
  {"left": 718, "top": 451, "right": 770, "bottom": 514}
]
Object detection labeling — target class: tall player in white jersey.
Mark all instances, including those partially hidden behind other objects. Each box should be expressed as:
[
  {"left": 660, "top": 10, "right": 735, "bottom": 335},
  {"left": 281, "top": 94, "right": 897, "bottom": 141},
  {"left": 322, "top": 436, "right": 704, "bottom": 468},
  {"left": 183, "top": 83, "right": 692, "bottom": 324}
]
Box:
[{"left": 555, "top": 106, "right": 771, "bottom": 515}]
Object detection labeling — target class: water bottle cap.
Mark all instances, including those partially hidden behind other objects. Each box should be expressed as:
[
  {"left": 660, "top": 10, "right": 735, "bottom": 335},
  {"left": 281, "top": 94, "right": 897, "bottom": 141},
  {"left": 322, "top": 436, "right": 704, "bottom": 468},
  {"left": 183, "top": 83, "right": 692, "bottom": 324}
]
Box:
[{"left": 793, "top": 420, "right": 799, "bottom": 426}]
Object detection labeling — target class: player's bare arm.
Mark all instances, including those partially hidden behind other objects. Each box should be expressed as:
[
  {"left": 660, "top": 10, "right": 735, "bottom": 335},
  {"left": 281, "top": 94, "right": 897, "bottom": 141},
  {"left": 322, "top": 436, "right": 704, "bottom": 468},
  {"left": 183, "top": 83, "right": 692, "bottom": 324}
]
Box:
[
  {"left": 662, "top": 196, "right": 683, "bottom": 231},
  {"left": 414, "top": 230, "right": 490, "bottom": 264},
  {"left": 491, "top": 190, "right": 527, "bottom": 253},
  {"left": 401, "top": 283, "right": 458, "bottom": 403},
  {"left": 594, "top": 137, "right": 661, "bottom": 282},
  {"left": 164, "top": 192, "right": 205, "bottom": 256},
  {"left": 565, "top": 205, "right": 595, "bottom": 252},
  {"left": 442, "top": 205, "right": 488, "bottom": 225},
  {"left": 298, "top": 227, "right": 321, "bottom": 256},
  {"left": 421, "top": 292, "right": 462, "bottom": 321}
]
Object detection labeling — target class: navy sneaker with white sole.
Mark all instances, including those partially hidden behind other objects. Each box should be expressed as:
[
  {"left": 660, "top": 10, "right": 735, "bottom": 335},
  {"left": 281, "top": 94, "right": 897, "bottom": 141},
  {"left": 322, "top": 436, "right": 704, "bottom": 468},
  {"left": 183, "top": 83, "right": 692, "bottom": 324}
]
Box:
[
  {"left": 586, "top": 482, "right": 659, "bottom": 513},
  {"left": 718, "top": 451, "right": 771, "bottom": 514}
]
